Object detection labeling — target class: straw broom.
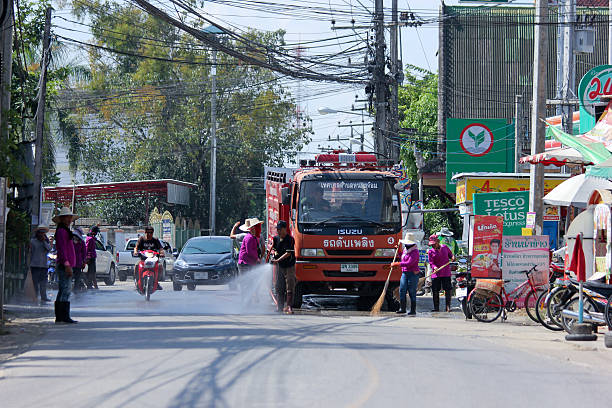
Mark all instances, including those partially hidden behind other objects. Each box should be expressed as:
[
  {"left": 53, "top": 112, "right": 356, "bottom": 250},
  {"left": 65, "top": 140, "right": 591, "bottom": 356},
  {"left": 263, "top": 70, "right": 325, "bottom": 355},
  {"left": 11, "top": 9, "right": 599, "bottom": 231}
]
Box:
[
  {"left": 392, "top": 261, "right": 452, "bottom": 302},
  {"left": 370, "top": 246, "right": 401, "bottom": 316}
]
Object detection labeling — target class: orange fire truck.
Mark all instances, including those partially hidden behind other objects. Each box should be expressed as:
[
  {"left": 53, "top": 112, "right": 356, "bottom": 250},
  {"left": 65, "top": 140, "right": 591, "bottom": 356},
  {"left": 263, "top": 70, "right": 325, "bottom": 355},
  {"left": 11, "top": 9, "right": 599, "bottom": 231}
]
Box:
[{"left": 265, "top": 152, "right": 404, "bottom": 309}]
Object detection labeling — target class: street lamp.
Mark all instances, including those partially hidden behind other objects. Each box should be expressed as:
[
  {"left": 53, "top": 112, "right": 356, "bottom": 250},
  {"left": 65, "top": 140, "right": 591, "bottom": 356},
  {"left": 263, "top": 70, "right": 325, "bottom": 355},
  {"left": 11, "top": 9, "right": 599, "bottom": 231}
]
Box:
[
  {"left": 203, "top": 25, "right": 224, "bottom": 235},
  {"left": 318, "top": 106, "right": 363, "bottom": 116}
]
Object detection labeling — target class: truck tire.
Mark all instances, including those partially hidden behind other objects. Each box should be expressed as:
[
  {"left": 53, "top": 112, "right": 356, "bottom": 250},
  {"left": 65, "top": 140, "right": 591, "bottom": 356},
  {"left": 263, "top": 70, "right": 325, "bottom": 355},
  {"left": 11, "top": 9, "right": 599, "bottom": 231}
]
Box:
[{"left": 118, "top": 272, "right": 127, "bottom": 282}]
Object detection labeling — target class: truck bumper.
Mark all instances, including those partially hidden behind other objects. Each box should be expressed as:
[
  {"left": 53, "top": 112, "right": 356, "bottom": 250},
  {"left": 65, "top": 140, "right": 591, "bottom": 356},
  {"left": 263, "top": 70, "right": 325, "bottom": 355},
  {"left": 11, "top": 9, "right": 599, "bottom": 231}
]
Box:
[{"left": 295, "top": 261, "right": 401, "bottom": 283}]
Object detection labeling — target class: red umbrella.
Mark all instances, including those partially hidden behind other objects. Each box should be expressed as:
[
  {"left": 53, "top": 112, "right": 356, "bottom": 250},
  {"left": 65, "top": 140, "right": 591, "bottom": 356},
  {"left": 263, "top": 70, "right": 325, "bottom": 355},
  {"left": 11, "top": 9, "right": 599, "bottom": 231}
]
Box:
[{"left": 568, "top": 233, "right": 586, "bottom": 282}]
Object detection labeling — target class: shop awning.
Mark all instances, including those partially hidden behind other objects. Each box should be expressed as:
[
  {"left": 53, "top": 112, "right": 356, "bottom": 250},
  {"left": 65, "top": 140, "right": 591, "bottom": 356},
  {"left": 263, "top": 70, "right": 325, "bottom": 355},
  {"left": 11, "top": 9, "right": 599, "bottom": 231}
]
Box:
[{"left": 520, "top": 100, "right": 612, "bottom": 166}]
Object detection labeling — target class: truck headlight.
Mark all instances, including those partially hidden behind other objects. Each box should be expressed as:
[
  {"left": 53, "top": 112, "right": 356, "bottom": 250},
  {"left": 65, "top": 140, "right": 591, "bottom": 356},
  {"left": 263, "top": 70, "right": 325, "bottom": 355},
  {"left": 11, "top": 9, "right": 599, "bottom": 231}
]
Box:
[
  {"left": 375, "top": 248, "right": 396, "bottom": 257},
  {"left": 300, "top": 248, "right": 325, "bottom": 257}
]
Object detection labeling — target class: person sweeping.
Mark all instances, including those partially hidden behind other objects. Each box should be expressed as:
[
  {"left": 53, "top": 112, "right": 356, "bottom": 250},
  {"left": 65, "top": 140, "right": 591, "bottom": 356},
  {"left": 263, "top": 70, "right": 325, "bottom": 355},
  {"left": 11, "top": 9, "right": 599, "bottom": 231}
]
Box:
[
  {"left": 391, "top": 232, "right": 420, "bottom": 316},
  {"left": 427, "top": 234, "right": 455, "bottom": 312}
]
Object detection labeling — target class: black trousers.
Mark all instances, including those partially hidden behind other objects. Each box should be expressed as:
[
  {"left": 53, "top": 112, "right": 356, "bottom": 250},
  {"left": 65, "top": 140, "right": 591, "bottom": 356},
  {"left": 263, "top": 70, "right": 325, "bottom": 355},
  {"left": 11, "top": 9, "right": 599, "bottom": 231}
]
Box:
[
  {"left": 31, "top": 267, "right": 48, "bottom": 299},
  {"left": 432, "top": 276, "right": 452, "bottom": 311}
]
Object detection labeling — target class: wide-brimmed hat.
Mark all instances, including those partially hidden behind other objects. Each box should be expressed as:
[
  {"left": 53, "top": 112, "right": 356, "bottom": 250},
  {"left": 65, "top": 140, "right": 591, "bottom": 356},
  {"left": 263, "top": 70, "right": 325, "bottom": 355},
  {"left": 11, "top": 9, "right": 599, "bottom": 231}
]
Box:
[
  {"left": 399, "top": 232, "right": 417, "bottom": 246},
  {"left": 73, "top": 227, "right": 86, "bottom": 241},
  {"left": 438, "top": 227, "right": 453, "bottom": 237},
  {"left": 34, "top": 224, "right": 49, "bottom": 233},
  {"left": 428, "top": 234, "right": 439, "bottom": 246},
  {"left": 240, "top": 217, "right": 264, "bottom": 231},
  {"left": 52, "top": 207, "right": 79, "bottom": 224}
]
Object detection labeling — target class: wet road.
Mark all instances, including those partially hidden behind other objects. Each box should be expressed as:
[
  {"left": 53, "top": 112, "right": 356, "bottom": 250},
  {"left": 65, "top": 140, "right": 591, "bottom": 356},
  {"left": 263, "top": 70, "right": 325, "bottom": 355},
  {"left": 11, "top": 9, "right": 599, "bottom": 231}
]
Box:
[{"left": 2, "top": 280, "right": 612, "bottom": 407}]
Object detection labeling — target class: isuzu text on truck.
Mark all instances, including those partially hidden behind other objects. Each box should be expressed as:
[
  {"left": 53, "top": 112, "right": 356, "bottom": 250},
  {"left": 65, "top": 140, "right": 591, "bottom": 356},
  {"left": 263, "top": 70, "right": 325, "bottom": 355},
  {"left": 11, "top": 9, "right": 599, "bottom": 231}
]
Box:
[{"left": 265, "top": 152, "right": 403, "bottom": 309}]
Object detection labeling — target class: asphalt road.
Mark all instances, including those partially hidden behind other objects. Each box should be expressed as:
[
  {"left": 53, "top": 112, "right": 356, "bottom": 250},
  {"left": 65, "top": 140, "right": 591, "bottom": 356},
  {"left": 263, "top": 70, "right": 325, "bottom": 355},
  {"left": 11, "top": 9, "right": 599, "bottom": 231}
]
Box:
[{"left": 2, "top": 281, "right": 612, "bottom": 408}]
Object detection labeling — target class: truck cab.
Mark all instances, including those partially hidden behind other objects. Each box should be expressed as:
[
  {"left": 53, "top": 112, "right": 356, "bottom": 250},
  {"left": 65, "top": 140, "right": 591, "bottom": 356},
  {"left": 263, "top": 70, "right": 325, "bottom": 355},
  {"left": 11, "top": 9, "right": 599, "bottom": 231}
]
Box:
[{"left": 266, "top": 153, "right": 403, "bottom": 309}]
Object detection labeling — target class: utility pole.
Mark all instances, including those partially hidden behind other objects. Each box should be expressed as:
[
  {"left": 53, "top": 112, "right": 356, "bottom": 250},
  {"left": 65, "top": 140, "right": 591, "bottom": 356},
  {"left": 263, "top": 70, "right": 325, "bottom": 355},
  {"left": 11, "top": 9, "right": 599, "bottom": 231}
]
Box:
[
  {"left": 31, "top": 7, "right": 52, "bottom": 229},
  {"left": 0, "top": 0, "right": 14, "bottom": 143},
  {"left": 389, "top": 0, "right": 400, "bottom": 163},
  {"left": 514, "top": 95, "right": 522, "bottom": 173},
  {"left": 209, "top": 49, "right": 217, "bottom": 236},
  {"left": 529, "top": 0, "right": 549, "bottom": 234},
  {"left": 561, "top": 0, "right": 575, "bottom": 135},
  {"left": 374, "top": 0, "right": 386, "bottom": 159}
]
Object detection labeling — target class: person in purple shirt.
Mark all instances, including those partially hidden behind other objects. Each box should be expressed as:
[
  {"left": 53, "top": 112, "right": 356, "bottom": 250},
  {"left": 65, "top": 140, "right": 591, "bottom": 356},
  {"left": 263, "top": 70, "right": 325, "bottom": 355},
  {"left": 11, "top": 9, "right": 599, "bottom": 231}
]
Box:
[
  {"left": 427, "top": 234, "right": 455, "bottom": 312},
  {"left": 72, "top": 227, "right": 87, "bottom": 292},
  {"left": 392, "top": 232, "right": 420, "bottom": 316},
  {"left": 52, "top": 207, "right": 79, "bottom": 324},
  {"left": 238, "top": 218, "right": 263, "bottom": 273}
]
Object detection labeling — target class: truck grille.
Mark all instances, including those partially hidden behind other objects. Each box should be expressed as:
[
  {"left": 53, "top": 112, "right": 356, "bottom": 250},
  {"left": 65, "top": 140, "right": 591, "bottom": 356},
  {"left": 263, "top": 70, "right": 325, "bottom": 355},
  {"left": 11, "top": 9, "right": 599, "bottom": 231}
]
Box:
[
  {"left": 323, "top": 270, "right": 377, "bottom": 277},
  {"left": 325, "top": 249, "right": 373, "bottom": 256}
]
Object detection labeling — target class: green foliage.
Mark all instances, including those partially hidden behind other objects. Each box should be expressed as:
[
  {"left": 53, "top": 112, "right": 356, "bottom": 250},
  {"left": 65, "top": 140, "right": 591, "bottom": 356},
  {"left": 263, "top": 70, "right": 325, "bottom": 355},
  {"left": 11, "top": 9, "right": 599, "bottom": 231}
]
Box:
[
  {"left": 422, "top": 189, "right": 462, "bottom": 238},
  {"left": 63, "top": 2, "right": 311, "bottom": 231},
  {"left": 398, "top": 65, "right": 438, "bottom": 181}
]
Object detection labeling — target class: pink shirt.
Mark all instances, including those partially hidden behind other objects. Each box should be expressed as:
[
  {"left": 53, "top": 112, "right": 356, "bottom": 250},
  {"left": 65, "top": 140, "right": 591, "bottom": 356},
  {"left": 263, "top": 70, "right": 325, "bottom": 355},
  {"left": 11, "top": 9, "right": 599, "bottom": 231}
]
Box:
[
  {"left": 427, "top": 244, "right": 453, "bottom": 278},
  {"left": 56, "top": 227, "right": 76, "bottom": 268},
  {"left": 399, "top": 246, "right": 420, "bottom": 273},
  {"left": 238, "top": 233, "right": 260, "bottom": 265}
]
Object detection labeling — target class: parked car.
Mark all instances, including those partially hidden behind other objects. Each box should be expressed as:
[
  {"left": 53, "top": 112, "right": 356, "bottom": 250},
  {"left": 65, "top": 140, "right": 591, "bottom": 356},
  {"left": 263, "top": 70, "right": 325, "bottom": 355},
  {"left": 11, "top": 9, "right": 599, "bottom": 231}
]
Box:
[
  {"left": 86, "top": 239, "right": 117, "bottom": 286},
  {"left": 117, "top": 238, "right": 174, "bottom": 282},
  {"left": 172, "top": 236, "right": 238, "bottom": 291}
]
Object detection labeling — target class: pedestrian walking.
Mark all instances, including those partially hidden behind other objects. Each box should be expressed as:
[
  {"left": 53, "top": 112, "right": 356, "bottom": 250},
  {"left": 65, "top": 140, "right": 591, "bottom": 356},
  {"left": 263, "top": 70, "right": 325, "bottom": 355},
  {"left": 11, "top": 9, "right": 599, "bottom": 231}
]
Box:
[
  {"left": 270, "top": 220, "right": 296, "bottom": 314},
  {"left": 427, "top": 234, "right": 455, "bottom": 312},
  {"left": 52, "top": 207, "right": 79, "bottom": 324},
  {"left": 29, "top": 224, "right": 52, "bottom": 303},
  {"left": 72, "top": 227, "right": 87, "bottom": 292},
  {"left": 391, "top": 232, "right": 419, "bottom": 316},
  {"left": 85, "top": 225, "right": 99, "bottom": 289}
]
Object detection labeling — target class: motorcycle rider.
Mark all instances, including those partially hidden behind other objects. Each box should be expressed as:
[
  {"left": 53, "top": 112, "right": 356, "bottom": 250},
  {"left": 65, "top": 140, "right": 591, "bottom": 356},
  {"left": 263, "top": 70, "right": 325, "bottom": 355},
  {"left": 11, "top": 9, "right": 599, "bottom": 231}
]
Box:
[{"left": 133, "top": 226, "right": 164, "bottom": 290}]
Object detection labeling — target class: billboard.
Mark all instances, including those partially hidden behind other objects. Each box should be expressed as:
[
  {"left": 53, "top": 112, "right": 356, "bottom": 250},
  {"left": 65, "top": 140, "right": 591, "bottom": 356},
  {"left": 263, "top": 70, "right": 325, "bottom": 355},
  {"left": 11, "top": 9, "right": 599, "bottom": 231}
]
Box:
[
  {"left": 446, "top": 119, "right": 515, "bottom": 193},
  {"left": 471, "top": 215, "right": 504, "bottom": 279},
  {"left": 473, "top": 191, "right": 529, "bottom": 236}
]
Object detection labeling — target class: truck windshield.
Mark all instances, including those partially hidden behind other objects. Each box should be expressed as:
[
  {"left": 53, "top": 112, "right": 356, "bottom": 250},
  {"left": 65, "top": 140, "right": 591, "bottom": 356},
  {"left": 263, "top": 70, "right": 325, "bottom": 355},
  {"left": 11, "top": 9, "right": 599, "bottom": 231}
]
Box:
[{"left": 298, "top": 179, "right": 400, "bottom": 224}]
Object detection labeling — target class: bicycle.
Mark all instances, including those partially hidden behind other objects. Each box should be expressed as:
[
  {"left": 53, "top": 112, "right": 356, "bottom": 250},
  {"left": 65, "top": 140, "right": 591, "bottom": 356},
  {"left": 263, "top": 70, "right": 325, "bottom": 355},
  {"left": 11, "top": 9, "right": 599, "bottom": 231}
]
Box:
[
  {"left": 534, "top": 263, "right": 565, "bottom": 331},
  {"left": 468, "top": 265, "right": 546, "bottom": 323}
]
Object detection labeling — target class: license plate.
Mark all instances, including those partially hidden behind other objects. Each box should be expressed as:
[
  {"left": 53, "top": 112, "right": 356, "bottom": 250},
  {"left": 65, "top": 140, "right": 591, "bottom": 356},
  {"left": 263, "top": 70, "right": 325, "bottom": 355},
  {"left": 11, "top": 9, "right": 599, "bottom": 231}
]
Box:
[
  {"left": 340, "top": 264, "right": 359, "bottom": 273},
  {"left": 194, "top": 272, "right": 208, "bottom": 280},
  {"left": 456, "top": 287, "right": 467, "bottom": 298}
]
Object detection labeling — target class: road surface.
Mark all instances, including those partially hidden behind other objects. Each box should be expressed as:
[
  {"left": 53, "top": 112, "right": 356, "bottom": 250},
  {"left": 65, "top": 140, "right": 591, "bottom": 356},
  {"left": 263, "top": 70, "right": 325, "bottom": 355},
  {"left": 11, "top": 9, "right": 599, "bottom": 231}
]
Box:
[{"left": 1, "top": 281, "right": 612, "bottom": 407}]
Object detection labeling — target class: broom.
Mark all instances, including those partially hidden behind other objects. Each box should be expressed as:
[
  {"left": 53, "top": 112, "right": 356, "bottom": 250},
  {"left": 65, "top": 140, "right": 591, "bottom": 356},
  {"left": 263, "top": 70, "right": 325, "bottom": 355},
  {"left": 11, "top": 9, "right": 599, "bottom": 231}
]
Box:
[
  {"left": 370, "top": 246, "right": 401, "bottom": 316},
  {"left": 392, "top": 261, "right": 452, "bottom": 302}
]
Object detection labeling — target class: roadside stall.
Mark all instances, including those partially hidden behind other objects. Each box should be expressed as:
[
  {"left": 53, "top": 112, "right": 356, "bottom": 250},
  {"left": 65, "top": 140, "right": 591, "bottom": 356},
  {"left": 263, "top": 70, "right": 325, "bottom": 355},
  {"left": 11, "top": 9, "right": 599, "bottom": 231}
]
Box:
[{"left": 586, "top": 189, "right": 612, "bottom": 282}]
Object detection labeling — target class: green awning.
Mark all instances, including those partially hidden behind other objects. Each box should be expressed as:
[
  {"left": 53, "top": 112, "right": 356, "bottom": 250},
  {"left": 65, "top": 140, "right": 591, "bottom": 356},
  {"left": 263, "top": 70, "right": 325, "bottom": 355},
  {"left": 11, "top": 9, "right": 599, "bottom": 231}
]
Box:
[{"left": 547, "top": 123, "right": 612, "bottom": 165}]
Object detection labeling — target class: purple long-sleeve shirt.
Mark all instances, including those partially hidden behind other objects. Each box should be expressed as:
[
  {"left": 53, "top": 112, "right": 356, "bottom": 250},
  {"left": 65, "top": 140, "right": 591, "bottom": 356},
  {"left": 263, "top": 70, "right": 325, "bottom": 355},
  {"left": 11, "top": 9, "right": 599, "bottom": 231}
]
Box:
[
  {"left": 85, "top": 236, "right": 97, "bottom": 260},
  {"left": 428, "top": 244, "right": 453, "bottom": 278},
  {"left": 399, "top": 246, "right": 420, "bottom": 274},
  {"left": 74, "top": 238, "right": 86, "bottom": 269},
  {"left": 238, "top": 233, "right": 260, "bottom": 265},
  {"left": 56, "top": 227, "right": 76, "bottom": 268}
]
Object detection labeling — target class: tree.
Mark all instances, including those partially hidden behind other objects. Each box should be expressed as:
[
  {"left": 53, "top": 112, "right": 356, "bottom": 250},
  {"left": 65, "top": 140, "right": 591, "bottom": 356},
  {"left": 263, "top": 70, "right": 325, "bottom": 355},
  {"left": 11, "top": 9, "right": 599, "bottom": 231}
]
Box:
[
  {"left": 398, "top": 65, "right": 461, "bottom": 237},
  {"left": 62, "top": 2, "right": 311, "bottom": 232}
]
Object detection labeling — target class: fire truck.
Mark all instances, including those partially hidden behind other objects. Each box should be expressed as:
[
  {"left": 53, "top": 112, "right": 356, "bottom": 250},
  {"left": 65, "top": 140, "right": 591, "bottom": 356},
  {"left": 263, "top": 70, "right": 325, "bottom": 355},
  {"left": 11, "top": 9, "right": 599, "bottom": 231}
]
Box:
[{"left": 265, "top": 152, "right": 404, "bottom": 309}]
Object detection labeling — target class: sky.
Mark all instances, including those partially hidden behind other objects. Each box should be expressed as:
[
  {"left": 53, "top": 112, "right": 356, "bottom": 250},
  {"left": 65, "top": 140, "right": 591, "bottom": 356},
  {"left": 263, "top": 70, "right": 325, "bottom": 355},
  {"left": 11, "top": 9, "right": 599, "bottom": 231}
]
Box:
[{"left": 52, "top": 0, "right": 533, "bottom": 166}]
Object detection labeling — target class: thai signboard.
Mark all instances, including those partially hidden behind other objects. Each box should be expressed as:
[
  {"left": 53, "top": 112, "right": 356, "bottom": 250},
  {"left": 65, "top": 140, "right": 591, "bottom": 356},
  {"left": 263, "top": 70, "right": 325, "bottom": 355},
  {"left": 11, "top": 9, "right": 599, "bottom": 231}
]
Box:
[
  {"left": 473, "top": 191, "right": 529, "bottom": 236},
  {"left": 455, "top": 175, "right": 567, "bottom": 204},
  {"left": 578, "top": 64, "right": 612, "bottom": 133},
  {"left": 471, "top": 215, "right": 504, "bottom": 279},
  {"left": 502, "top": 235, "right": 549, "bottom": 293},
  {"left": 446, "top": 119, "right": 515, "bottom": 193}
]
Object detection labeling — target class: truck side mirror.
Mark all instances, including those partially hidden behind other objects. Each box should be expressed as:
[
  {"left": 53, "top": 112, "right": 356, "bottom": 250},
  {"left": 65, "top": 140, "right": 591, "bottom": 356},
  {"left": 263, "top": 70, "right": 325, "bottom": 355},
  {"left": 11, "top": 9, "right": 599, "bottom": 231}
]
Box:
[{"left": 281, "top": 186, "right": 291, "bottom": 205}]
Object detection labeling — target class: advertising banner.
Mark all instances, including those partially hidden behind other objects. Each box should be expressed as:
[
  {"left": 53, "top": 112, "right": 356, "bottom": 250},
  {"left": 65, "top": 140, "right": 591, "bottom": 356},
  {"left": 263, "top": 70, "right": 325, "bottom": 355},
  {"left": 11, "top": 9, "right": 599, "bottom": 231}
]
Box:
[
  {"left": 473, "top": 191, "right": 529, "bottom": 236},
  {"left": 471, "top": 215, "right": 504, "bottom": 279},
  {"left": 455, "top": 176, "right": 567, "bottom": 204},
  {"left": 502, "top": 235, "right": 549, "bottom": 294},
  {"left": 446, "top": 118, "right": 515, "bottom": 193}
]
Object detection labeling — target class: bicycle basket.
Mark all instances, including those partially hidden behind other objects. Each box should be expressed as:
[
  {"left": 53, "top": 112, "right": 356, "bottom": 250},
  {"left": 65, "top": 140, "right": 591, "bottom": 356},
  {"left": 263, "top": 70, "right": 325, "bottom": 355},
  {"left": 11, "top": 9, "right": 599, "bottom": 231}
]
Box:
[
  {"left": 529, "top": 268, "right": 549, "bottom": 286},
  {"left": 474, "top": 279, "right": 503, "bottom": 295}
]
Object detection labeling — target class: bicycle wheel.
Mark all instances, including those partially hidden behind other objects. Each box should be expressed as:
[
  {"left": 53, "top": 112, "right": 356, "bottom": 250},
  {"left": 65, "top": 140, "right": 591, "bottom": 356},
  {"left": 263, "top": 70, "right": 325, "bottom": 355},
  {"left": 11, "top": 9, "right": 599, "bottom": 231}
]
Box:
[
  {"left": 524, "top": 289, "right": 545, "bottom": 324},
  {"left": 560, "top": 297, "right": 596, "bottom": 333},
  {"left": 546, "top": 286, "right": 571, "bottom": 328},
  {"left": 469, "top": 291, "right": 503, "bottom": 323},
  {"left": 535, "top": 290, "right": 563, "bottom": 331}
]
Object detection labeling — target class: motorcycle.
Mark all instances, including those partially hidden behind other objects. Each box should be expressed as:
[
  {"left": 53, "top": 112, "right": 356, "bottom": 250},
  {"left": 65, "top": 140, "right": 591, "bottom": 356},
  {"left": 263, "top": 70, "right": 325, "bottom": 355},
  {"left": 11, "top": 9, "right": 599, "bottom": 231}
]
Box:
[
  {"left": 47, "top": 252, "right": 58, "bottom": 290},
  {"left": 454, "top": 259, "right": 473, "bottom": 319},
  {"left": 134, "top": 250, "right": 162, "bottom": 301}
]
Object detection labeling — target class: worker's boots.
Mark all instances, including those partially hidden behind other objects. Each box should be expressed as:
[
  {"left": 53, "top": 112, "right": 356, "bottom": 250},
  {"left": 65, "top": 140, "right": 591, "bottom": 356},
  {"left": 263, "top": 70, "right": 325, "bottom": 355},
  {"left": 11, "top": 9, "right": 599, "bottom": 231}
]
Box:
[
  {"left": 445, "top": 291, "right": 452, "bottom": 312},
  {"left": 408, "top": 302, "right": 416, "bottom": 316},
  {"left": 432, "top": 292, "right": 440, "bottom": 312},
  {"left": 396, "top": 299, "right": 407, "bottom": 314}
]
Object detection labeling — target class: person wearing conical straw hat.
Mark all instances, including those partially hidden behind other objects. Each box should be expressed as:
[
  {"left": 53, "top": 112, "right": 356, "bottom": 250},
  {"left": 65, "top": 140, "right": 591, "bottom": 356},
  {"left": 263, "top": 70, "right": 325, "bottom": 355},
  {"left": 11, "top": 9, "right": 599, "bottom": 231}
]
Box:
[
  {"left": 391, "top": 232, "right": 420, "bottom": 316},
  {"left": 52, "top": 207, "right": 79, "bottom": 324},
  {"left": 238, "top": 218, "right": 264, "bottom": 274},
  {"left": 29, "top": 224, "right": 52, "bottom": 303}
]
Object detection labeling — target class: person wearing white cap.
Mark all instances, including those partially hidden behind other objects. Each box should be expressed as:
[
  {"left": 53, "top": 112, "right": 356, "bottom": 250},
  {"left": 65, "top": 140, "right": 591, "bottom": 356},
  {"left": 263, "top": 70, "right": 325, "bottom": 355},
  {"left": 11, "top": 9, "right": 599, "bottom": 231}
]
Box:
[
  {"left": 52, "top": 207, "right": 79, "bottom": 324},
  {"left": 391, "top": 232, "right": 420, "bottom": 315},
  {"left": 29, "top": 224, "right": 52, "bottom": 302},
  {"left": 437, "top": 227, "right": 459, "bottom": 256}
]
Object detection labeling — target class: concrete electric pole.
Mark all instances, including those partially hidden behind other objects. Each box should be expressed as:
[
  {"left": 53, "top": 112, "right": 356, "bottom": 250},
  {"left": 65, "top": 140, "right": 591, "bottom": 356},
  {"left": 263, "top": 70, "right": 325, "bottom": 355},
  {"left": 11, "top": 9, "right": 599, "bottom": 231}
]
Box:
[
  {"left": 209, "top": 49, "right": 217, "bottom": 236},
  {"left": 374, "top": 0, "right": 387, "bottom": 159},
  {"left": 31, "top": 7, "right": 52, "bottom": 228},
  {"left": 529, "top": 0, "right": 549, "bottom": 234},
  {"left": 561, "top": 0, "right": 575, "bottom": 135},
  {"left": 389, "top": 0, "right": 400, "bottom": 163},
  {"left": 0, "top": 0, "right": 13, "bottom": 143}
]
